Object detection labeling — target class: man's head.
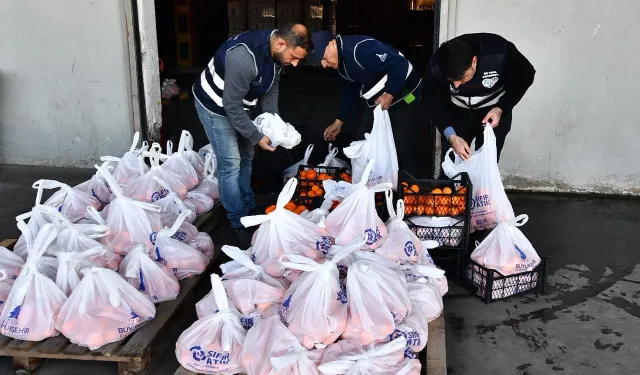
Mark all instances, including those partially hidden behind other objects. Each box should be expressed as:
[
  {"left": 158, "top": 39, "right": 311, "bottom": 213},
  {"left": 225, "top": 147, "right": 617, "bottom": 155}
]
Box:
[
  {"left": 271, "top": 24, "right": 312, "bottom": 67},
  {"left": 309, "top": 31, "right": 338, "bottom": 69},
  {"left": 437, "top": 38, "right": 478, "bottom": 88}
]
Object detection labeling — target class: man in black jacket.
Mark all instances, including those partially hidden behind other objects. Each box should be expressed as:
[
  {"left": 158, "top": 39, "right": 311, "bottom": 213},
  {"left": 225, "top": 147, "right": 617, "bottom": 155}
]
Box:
[{"left": 424, "top": 33, "right": 535, "bottom": 170}]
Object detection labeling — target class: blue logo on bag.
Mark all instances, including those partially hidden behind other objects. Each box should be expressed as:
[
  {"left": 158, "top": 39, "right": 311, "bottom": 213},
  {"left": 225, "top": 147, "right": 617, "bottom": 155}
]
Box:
[
  {"left": 471, "top": 194, "right": 491, "bottom": 210},
  {"left": 514, "top": 244, "right": 527, "bottom": 260},
  {"left": 404, "top": 347, "right": 417, "bottom": 359},
  {"left": 172, "top": 231, "right": 188, "bottom": 242},
  {"left": 240, "top": 316, "right": 255, "bottom": 330},
  {"left": 91, "top": 189, "right": 108, "bottom": 208},
  {"left": 189, "top": 346, "right": 230, "bottom": 364},
  {"left": 155, "top": 246, "right": 167, "bottom": 265},
  {"left": 8, "top": 305, "right": 21, "bottom": 319},
  {"left": 138, "top": 269, "right": 146, "bottom": 292},
  {"left": 149, "top": 231, "right": 157, "bottom": 244},
  {"left": 315, "top": 236, "right": 334, "bottom": 255},
  {"left": 337, "top": 264, "right": 348, "bottom": 279},
  {"left": 390, "top": 328, "right": 422, "bottom": 348},
  {"left": 337, "top": 283, "right": 347, "bottom": 304},
  {"left": 279, "top": 293, "right": 293, "bottom": 327},
  {"left": 150, "top": 189, "right": 169, "bottom": 202},
  {"left": 58, "top": 204, "right": 64, "bottom": 212},
  {"left": 364, "top": 227, "right": 382, "bottom": 245},
  {"left": 251, "top": 253, "right": 256, "bottom": 262},
  {"left": 404, "top": 241, "right": 418, "bottom": 257}
]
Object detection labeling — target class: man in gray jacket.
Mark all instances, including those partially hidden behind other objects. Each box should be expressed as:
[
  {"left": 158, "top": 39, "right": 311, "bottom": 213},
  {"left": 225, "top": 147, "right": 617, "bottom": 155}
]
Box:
[{"left": 193, "top": 24, "right": 311, "bottom": 245}]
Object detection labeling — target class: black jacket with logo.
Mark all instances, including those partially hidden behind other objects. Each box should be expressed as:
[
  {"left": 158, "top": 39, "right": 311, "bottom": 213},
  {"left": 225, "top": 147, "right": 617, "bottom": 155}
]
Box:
[{"left": 424, "top": 33, "right": 536, "bottom": 133}]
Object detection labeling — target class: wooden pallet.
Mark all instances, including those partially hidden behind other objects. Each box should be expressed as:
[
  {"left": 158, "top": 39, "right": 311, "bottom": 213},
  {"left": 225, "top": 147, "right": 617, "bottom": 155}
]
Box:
[
  {"left": 173, "top": 314, "right": 447, "bottom": 375},
  {"left": 0, "top": 206, "right": 223, "bottom": 375}
]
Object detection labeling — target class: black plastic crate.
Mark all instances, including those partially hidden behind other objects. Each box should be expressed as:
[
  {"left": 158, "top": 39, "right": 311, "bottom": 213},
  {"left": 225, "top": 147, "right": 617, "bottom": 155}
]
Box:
[
  {"left": 464, "top": 258, "right": 549, "bottom": 303},
  {"left": 425, "top": 248, "right": 467, "bottom": 285},
  {"left": 292, "top": 165, "right": 350, "bottom": 210},
  {"left": 398, "top": 171, "right": 472, "bottom": 218}
]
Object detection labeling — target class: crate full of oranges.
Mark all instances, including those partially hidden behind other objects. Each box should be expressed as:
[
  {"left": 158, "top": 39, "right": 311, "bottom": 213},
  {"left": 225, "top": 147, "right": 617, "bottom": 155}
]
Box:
[
  {"left": 293, "top": 166, "right": 351, "bottom": 208},
  {"left": 397, "top": 172, "right": 472, "bottom": 218},
  {"left": 264, "top": 200, "right": 309, "bottom": 215}
]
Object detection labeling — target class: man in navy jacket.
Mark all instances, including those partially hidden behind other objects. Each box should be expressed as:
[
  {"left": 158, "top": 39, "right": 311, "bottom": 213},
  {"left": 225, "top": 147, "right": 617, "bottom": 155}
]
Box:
[{"left": 309, "top": 31, "right": 424, "bottom": 177}]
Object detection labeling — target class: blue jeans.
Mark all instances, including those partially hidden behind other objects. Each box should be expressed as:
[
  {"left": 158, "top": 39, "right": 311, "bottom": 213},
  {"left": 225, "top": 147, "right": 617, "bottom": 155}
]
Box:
[{"left": 195, "top": 99, "right": 255, "bottom": 229}]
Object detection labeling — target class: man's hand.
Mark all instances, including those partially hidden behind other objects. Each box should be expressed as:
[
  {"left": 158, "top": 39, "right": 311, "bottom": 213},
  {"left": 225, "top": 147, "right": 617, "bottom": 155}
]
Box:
[
  {"left": 449, "top": 135, "right": 471, "bottom": 160},
  {"left": 324, "top": 120, "right": 343, "bottom": 141},
  {"left": 482, "top": 107, "right": 503, "bottom": 127},
  {"left": 375, "top": 93, "right": 394, "bottom": 110},
  {"left": 258, "top": 135, "right": 276, "bottom": 152}
]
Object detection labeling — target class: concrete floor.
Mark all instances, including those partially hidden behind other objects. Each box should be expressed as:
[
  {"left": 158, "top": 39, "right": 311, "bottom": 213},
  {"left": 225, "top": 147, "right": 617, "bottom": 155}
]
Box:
[{"left": 2, "top": 165, "right": 640, "bottom": 375}]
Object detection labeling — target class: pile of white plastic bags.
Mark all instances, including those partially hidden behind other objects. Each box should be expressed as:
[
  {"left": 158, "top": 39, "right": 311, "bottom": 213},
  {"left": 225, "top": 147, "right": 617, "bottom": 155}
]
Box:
[
  {"left": 175, "top": 159, "right": 447, "bottom": 374},
  {"left": 0, "top": 131, "right": 218, "bottom": 349}
]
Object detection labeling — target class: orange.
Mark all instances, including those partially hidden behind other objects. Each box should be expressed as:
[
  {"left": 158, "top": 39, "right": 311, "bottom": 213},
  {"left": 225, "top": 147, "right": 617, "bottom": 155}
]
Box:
[
  {"left": 410, "top": 184, "right": 420, "bottom": 193},
  {"left": 401, "top": 182, "right": 409, "bottom": 188},
  {"left": 306, "top": 169, "right": 317, "bottom": 180},
  {"left": 425, "top": 205, "right": 435, "bottom": 215},
  {"left": 308, "top": 190, "right": 317, "bottom": 198},
  {"left": 451, "top": 206, "right": 461, "bottom": 216},
  {"left": 415, "top": 205, "right": 425, "bottom": 215},
  {"left": 443, "top": 187, "right": 453, "bottom": 194},
  {"left": 265, "top": 205, "right": 276, "bottom": 214},
  {"left": 285, "top": 202, "right": 296, "bottom": 210},
  {"left": 317, "top": 189, "right": 324, "bottom": 196},
  {"left": 300, "top": 192, "right": 307, "bottom": 197},
  {"left": 457, "top": 186, "right": 467, "bottom": 193},
  {"left": 431, "top": 188, "right": 443, "bottom": 194}
]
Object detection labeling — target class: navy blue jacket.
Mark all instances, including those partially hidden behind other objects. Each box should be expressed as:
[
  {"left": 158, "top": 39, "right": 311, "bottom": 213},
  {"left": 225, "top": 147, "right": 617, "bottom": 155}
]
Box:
[{"left": 335, "top": 35, "right": 422, "bottom": 122}]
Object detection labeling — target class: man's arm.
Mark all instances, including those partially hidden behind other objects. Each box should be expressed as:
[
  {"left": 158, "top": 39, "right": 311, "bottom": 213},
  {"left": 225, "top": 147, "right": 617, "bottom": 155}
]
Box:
[
  {"left": 223, "top": 47, "right": 264, "bottom": 145},
  {"left": 354, "top": 40, "right": 409, "bottom": 98},
  {"left": 423, "top": 66, "right": 456, "bottom": 138},
  {"left": 496, "top": 42, "right": 536, "bottom": 114},
  {"left": 260, "top": 70, "right": 281, "bottom": 114}
]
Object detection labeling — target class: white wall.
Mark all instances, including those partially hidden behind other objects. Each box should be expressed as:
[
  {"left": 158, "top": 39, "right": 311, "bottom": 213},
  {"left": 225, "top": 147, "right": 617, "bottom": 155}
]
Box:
[
  {"left": 0, "top": 0, "right": 137, "bottom": 167},
  {"left": 450, "top": 0, "right": 640, "bottom": 195}
]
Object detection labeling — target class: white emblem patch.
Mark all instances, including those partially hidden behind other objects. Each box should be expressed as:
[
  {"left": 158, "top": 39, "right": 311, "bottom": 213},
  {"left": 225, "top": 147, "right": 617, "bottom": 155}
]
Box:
[{"left": 482, "top": 77, "right": 499, "bottom": 88}]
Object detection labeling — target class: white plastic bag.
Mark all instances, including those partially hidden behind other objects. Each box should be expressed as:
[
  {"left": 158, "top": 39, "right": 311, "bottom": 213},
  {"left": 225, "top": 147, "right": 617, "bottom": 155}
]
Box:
[
  {"left": 74, "top": 159, "right": 116, "bottom": 209},
  {"left": 195, "top": 275, "right": 261, "bottom": 330},
  {"left": 120, "top": 245, "right": 180, "bottom": 303},
  {"left": 192, "top": 153, "right": 219, "bottom": 199},
  {"left": 0, "top": 279, "right": 11, "bottom": 315},
  {"left": 324, "top": 161, "right": 390, "bottom": 250},
  {"left": 31, "top": 179, "right": 101, "bottom": 223},
  {"left": 0, "top": 246, "right": 24, "bottom": 283},
  {"left": 125, "top": 145, "right": 188, "bottom": 203},
  {"left": 318, "top": 337, "right": 408, "bottom": 375},
  {"left": 163, "top": 135, "right": 200, "bottom": 190},
  {"left": 284, "top": 144, "right": 314, "bottom": 180},
  {"left": 55, "top": 267, "right": 156, "bottom": 350},
  {"left": 343, "top": 106, "right": 398, "bottom": 189},
  {"left": 151, "top": 177, "right": 197, "bottom": 223},
  {"left": 176, "top": 274, "right": 246, "bottom": 375},
  {"left": 101, "top": 132, "right": 149, "bottom": 185},
  {"left": 242, "top": 315, "right": 324, "bottom": 375},
  {"left": 320, "top": 144, "right": 351, "bottom": 171},
  {"left": 154, "top": 211, "right": 209, "bottom": 280},
  {"left": 279, "top": 237, "right": 366, "bottom": 349},
  {"left": 376, "top": 191, "right": 423, "bottom": 264},
  {"left": 53, "top": 213, "right": 121, "bottom": 271},
  {"left": 241, "top": 179, "right": 330, "bottom": 278},
  {"left": 0, "top": 223, "right": 68, "bottom": 341},
  {"left": 92, "top": 165, "right": 163, "bottom": 254},
  {"left": 342, "top": 257, "right": 412, "bottom": 345},
  {"left": 13, "top": 205, "right": 69, "bottom": 259},
  {"left": 185, "top": 190, "right": 214, "bottom": 215},
  {"left": 187, "top": 232, "right": 215, "bottom": 259},
  {"left": 470, "top": 214, "right": 541, "bottom": 276},
  {"left": 442, "top": 125, "right": 514, "bottom": 231},
  {"left": 254, "top": 112, "right": 302, "bottom": 149},
  {"left": 54, "top": 247, "right": 110, "bottom": 296}
]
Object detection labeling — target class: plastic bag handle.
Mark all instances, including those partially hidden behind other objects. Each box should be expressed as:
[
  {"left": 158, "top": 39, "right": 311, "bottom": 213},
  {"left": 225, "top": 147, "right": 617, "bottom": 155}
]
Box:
[
  {"left": 74, "top": 223, "right": 111, "bottom": 238},
  {"left": 210, "top": 274, "right": 229, "bottom": 311},
  {"left": 385, "top": 189, "right": 396, "bottom": 220},
  {"left": 320, "top": 145, "right": 338, "bottom": 166},
  {"left": 100, "top": 156, "right": 122, "bottom": 163},
  {"left": 178, "top": 130, "right": 195, "bottom": 152},
  {"left": 32, "top": 179, "right": 73, "bottom": 206},
  {"left": 412, "top": 264, "right": 446, "bottom": 278},
  {"left": 241, "top": 178, "right": 297, "bottom": 227},
  {"left": 145, "top": 144, "right": 163, "bottom": 167},
  {"left": 86, "top": 206, "right": 107, "bottom": 226},
  {"left": 357, "top": 159, "right": 376, "bottom": 188},
  {"left": 270, "top": 344, "right": 308, "bottom": 370},
  {"left": 164, "top": 210, "right": 193, "bottom": 237},
  {"left": 128, "top": 132, "right": 140, "bottom": 152},
  {"left": 396, "top": 199, "right": 405, "bottom": 221},
  {"left": 95, "top": 164, "right": 124, "bottom": 197},
  {"left": 279, "top": 253, "right": 324, "bottom": 273},
  {"left": 166, "top": 140, "right": 174, "bottom": 156},
  {"left": 221, "top": 245, "right": 261, "bottom": 273},
  {"left": 508, "top": 214, "right": 529, "bottom": 227},
  {"left": 203, "top": 153, "right": 216, "bottom": 177},
  {"left": 124, "top": 245, "right": 146, "bottom": 278},
  {"left": 370, "top": 183, "right": 393, "bottom": 193},
  {"left": 331, "top": 235, "right": 367, "bottom": 264}
]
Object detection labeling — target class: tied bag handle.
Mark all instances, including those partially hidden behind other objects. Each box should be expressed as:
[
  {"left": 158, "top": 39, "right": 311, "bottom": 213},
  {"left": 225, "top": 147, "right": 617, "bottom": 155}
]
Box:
[
  {"left": 279, "top": 232, "right": 365, "bottom": 273},
  {"left": 94, "top": 165, "right": 161, "bottom": 213},
  {"left": 177, "top": 130, "right": 195, "bottom": 153},
  {"left": 270, "top": 343, "right": 308, "bottom": 370},
  {"left": 302, "top": 144, "right": 314, "bottom": 164},
  {"left": 240, "top": 178, "right": 298, "bottom": 228},
  {"left": 32, "top": 179, "right": 73, "bottom": 206},
  {"left": 203, "top": 153, "right": 217, "bottom": 178},
  {"left": 320, "top": 145, "right": 339, "bottom": 166},
  {"left": 208, "top": 274, "right": 246, "bottom": 351},
  {"left": 123, "top": 245, "right": 148, "bottom": 279},
  {"left": 161, "top": 210, "right": 194, "bottom": 238},
  {"left": 220, "top": 245, "right": 262, "bottom": 275}
]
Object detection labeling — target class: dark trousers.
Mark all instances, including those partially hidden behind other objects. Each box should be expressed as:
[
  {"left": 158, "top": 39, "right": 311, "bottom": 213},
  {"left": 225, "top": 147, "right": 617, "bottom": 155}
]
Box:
[
  {"left": 357, "top": 92, "right": 423, "bottom": 178},
  {"left": 439, "top": 105, "right": 512, "bottom": 179}
]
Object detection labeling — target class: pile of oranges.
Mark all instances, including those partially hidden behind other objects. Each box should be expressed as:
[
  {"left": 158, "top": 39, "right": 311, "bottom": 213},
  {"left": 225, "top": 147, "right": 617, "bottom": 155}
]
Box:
[
  {"left": 265, "top": 201, "right": 308, "bottom": 215},
  {"left": 297, "top": 169, "right": 333, "bottom": 197},
  {"left": 402, "top": 182, "right": 467, "bottom": 216},
  {"left": 340, "top": 172, "right": 352, "bottom": 183}
]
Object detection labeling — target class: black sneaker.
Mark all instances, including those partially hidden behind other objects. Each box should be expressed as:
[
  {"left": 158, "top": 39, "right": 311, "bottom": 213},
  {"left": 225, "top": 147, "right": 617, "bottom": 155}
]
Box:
[{"left": 234, "top": 228, "right": 253, "bottom": 249}]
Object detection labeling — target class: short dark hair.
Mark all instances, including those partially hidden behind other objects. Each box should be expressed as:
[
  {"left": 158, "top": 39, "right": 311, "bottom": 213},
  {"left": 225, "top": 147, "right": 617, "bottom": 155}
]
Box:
[
  {"left": 275, "top": 23, "right": 313, "bottom": 53},
  {"left": 437, "top": 38, "right": 475, "bottom": 81}
]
